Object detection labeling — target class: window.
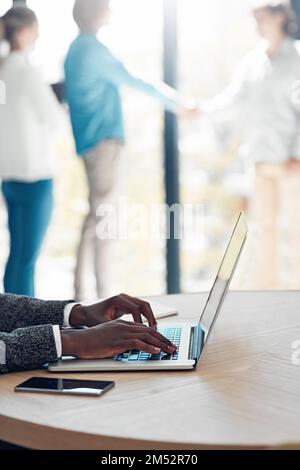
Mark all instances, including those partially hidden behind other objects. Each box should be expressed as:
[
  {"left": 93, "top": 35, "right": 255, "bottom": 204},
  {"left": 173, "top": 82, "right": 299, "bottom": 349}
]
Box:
[
  {"left": 0, "top": 0, "right": 283, "bottom": 298},
  {"left": 178, "top": 0, "right": 257, "bottom": 291},
  {"left": 0, "top": 0, "right": 12, "bottom": 16},
  {"left": 0, "top": 1, "right": 13, "bottom": 289},
  {"left": 27, "top": 0, "right": 77, "bottom": 83},
  {"left": 25, "top": 0, "right": 165, "bottom": 299}
]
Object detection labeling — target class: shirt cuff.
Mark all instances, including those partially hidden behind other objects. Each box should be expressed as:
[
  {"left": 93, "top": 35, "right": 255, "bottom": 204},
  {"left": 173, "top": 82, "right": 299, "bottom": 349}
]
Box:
[
  {"left": 63, "top": 302, "right": 80, "bottom": 327},
  {"left": 52, "top": 325, "right": 62, "bottom": 358}
]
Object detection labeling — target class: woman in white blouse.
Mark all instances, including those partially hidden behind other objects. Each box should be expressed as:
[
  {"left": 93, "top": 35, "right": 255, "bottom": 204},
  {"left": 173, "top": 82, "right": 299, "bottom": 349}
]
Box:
[
  {"left": 0, "top": 6, "right": 62, "bottom": 296},
  {"left": 203, "top": 2, "right": 300, "bottom": 289}
]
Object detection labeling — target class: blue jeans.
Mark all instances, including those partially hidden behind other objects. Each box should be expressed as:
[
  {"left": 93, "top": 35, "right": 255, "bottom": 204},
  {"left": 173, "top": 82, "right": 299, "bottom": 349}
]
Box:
[{"left": 1, "top": 180, "right": 54, "bottom": 297}]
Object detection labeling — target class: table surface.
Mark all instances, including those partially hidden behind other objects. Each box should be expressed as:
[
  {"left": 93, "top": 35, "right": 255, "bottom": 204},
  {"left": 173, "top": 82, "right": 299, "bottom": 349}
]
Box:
[{"left": 1, "top": 291, "right": 300, "bottom": 450}]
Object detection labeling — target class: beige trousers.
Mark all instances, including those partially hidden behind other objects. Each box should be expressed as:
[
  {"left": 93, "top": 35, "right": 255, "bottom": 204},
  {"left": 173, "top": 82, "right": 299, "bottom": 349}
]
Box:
[
  {"left": 253, "top": 163, "right": 300, "bottom": 289},
  {"left": 74, "top": 140, "right": 122, "bottom": 300}
]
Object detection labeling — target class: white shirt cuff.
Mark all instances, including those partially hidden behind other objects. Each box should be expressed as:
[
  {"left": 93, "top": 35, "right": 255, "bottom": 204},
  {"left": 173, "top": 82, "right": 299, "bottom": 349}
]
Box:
[
  {"left": 52, "top": 325, "right": 62, "bottom": 358},
  {"left": 63, "top": 302, "right": 80, "bottom": 327}
]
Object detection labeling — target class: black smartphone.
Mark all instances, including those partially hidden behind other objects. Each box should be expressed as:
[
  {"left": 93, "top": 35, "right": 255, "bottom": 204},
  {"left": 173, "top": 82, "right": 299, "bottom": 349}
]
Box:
[{"left": 15, "top": 377, "right": 115, "bottom": 397}]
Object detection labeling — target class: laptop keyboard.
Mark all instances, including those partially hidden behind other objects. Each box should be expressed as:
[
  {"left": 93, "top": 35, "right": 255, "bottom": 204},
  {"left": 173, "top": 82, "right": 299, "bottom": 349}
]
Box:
[{"left": 115, "top": 327, "right": 182, "bottom": 362}]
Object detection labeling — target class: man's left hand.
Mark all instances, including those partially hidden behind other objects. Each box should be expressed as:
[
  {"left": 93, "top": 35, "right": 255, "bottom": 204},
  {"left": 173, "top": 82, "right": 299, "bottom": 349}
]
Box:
[{"left": 69, "top": 294, "right": 157, "bottom": 329}]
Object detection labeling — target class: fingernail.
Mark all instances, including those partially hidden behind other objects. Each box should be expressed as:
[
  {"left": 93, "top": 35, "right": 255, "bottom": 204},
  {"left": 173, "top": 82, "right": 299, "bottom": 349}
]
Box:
[
  {"left": 153, "top": 347, "right": 161, "bottom": 354},
  {"left": 168, "top": 346, "right": 176, "bottom": 353}
]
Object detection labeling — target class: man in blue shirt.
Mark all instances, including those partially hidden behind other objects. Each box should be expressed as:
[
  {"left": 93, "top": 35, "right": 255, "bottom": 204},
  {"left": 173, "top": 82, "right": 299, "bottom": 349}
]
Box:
[{"left": 65, "top": 0, "right": 196, "bottom": 300}]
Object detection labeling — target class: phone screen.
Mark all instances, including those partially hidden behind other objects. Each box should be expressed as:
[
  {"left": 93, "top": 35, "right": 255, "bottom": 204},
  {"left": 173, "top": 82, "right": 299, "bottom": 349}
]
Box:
[{"left": 15, "top": 377, "right": 115, "bottom": 397}]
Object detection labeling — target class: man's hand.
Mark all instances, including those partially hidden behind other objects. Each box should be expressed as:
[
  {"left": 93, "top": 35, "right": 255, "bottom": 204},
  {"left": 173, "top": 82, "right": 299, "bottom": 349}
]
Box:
[
  {"left": 285, "top": 158, "right": 300, "bottom": 175},
  {"left": 61, "top": 320, "right": 177, "bottom": 359},
  {"left": 69, "top": 294, "right": 157, "bottom": 329},
  {"left": 176, "top": 104, "right": 200, "bottom": 120}
]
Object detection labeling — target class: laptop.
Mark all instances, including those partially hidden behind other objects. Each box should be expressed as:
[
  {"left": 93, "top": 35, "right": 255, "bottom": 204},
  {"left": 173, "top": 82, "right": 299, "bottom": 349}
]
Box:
[{"left": 49, "top": 213, "right": 247, "bottom": 372}]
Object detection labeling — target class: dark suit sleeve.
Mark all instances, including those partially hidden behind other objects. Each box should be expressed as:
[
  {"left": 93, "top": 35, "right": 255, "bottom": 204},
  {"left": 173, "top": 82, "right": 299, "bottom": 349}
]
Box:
[
  {"left": 0, "top": 294, "right": 74, "bottom": 333},
  {"left": 0, "top": 325, "right": 58, "bottom": 374}
]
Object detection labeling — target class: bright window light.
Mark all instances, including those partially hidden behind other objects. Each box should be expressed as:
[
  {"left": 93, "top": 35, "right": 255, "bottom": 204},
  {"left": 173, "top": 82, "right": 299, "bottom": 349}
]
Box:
[
  {"left": 27, "top": 0, "right": 77, "bottom": 82},
  {"left": 0, "top": 0, "right": 12, "bottom": 15},
  {"left": 27, "top": 0, "right": 162, "bottom": 83}
]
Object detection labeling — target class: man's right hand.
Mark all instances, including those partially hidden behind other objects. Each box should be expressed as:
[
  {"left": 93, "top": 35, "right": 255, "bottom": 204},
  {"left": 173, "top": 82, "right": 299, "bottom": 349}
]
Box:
[
  {"left": 176, "top": 104, "right": 201, "bottom": 120},
  {"left": 61, "top": 320, "right": 177, "bottom": 359},
  {"left": 285, "top": 158, "right": 300, "bottom": 175}
]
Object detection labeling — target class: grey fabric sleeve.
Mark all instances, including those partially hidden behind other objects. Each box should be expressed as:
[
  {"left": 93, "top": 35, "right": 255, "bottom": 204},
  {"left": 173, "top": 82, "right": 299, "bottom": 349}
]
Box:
[
  {"left": 0, "top": 294, "right": 74, "bottom": 333},
  {"left": 0, "top": 325, "right": 58, "bottom": 374}
]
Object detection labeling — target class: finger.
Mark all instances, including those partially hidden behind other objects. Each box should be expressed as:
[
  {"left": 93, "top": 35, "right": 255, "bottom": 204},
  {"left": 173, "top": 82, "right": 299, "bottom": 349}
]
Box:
[
  {"left": 115, "top": 319, "right": 143, "bottom": 326},
  {"left": 118, "top": 294, "right": 144, "bottom": 325},
  {"left": 135, "top": 332, "right": 176, "bottom": 354},
  {"left": 125, "top": 325, "right": 176, "bottom": 350},
  {"left": 122, "top": 339, "right": 162, "bottom": 355},
  {"left": 113, "top": 296, "right": 143, "bottom": 324},
  {"left": 117, "top": 321, "right": 176, "bottom": 350},
  {"left": 121, "top": 294, "right": 157, "bottom": 328},
  {"left": 142, "top": 326, "right": 176, "bottom": 349}
]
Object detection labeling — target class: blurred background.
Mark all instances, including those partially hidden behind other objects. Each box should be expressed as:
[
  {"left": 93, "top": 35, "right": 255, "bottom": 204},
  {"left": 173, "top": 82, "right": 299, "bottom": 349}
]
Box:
[{"left": 0, "top": 0, "right": 299, "bottom": 299}]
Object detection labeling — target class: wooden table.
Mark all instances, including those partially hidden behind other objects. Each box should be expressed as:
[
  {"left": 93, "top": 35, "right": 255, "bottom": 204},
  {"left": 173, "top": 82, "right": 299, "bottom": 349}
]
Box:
[{"left": 1, "top": 291, "right": 300, "bottom": 450}]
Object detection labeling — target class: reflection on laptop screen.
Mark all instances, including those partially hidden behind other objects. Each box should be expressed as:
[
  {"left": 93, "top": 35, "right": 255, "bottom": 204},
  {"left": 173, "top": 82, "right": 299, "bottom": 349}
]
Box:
[{"left": 199, "top": 213, "right": 247, "bottom": 343}]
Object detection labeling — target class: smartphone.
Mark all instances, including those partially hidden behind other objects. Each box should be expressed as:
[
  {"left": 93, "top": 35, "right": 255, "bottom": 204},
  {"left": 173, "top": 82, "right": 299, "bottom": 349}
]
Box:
[{"left": 15, "top": 377, "right": 115, "bottom": 397}]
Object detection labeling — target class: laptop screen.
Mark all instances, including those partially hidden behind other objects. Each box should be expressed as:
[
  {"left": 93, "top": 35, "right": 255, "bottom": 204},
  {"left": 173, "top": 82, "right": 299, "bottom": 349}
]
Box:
[{"left": 199, "top": 213, "right": 248, "bottom": 344}]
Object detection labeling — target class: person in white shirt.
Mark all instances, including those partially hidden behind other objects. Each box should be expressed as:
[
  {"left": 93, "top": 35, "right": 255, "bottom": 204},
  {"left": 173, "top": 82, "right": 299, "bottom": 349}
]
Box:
[
  {"left": 202, "top": 2, "right": 300, "bottom": 289},
  {"left": 0, "top": 6, "right": 63, "bottom": 297}
]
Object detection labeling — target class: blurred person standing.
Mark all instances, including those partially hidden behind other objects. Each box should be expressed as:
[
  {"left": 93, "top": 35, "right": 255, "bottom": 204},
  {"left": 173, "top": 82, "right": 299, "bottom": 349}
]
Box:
[
  {"left": 0, "top": 6, "right": 63, "bottom": 297},
  {"left": 202, "top": 2, "right": 300, "bottom": 289},
  {"left": 65, "top": 0, "right": 196, "bottom": 301}
]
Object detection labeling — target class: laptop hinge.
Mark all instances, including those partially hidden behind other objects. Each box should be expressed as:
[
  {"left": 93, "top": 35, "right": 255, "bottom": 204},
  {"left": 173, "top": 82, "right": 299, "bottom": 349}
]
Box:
[
  {"left": 188, "top": 325, "right": 203, "bottom": 362},
  {"left": 188, "top": 326, "right": 197, "bottom": 360}
]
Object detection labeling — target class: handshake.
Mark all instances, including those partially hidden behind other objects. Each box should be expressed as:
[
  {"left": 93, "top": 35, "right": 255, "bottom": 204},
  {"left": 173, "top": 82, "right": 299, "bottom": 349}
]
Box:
[
  {"left": 61, "top": 294, "right": 177, "bottom": 360},
  {"left": 176, "top": 102, "right": 201, "bottom": 120}
]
